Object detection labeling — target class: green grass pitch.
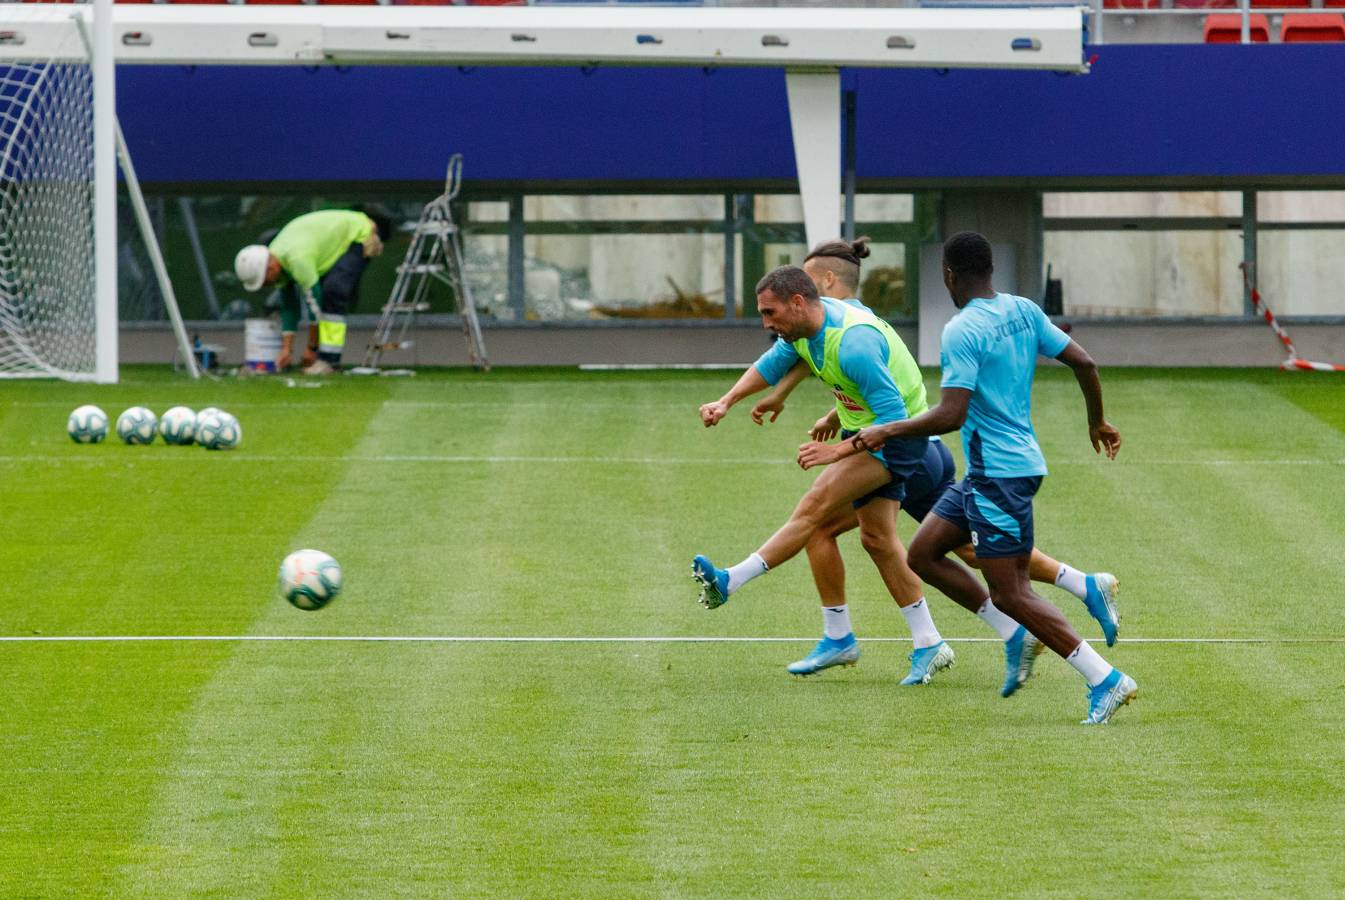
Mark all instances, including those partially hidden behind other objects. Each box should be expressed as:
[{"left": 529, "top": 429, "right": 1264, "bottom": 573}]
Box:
[{"left": 2, "top": 366, "right": 1344, "bottom": 896}]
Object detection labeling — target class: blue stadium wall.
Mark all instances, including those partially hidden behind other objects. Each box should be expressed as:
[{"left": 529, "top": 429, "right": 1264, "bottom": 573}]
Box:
[{"left": 120, "top": 44, "right": 1345, "bottom": 188}]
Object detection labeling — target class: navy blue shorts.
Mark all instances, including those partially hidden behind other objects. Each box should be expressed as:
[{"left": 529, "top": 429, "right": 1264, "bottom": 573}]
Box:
[
  {"left": 841, "top": 432, "right": 956, "bottom": 520},
  {"left": 318, "top": 243, "right": 368, "bottom": 315},
  {"left": 930, "top": 474, "right": 1042, "bottom": 558}
]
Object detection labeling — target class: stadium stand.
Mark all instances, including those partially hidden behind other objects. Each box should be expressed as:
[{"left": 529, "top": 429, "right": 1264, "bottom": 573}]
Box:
[
  {"left": 1204, "top": 13, "right": 1270, "bottom": 42},
  {"left": 1280, "top": 12, "right": 1345, "bottom": 40}
]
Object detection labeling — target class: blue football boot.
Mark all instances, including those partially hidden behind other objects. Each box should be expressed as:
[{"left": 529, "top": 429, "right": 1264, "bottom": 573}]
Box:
[
  {"left": 1000, "top": 625, "right": 1042, "bottom": 698},
  {"left": 787, "top": 633, "right": 860, "bottom": 676},
  {"left": 899, "top": 640, "right": 956, "bottom": 685},
  {"left": 1083, "top": 572, "right": 1121, "bottom": 647},
  {"left": 691, "top": 554, "right": 731, "bottom": 609},
  {"left": 1082, "top": 668, "right": 1139, "bottom": 725}
]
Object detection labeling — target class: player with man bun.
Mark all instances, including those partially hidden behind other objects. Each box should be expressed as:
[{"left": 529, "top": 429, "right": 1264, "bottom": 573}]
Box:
[{"left": 698, "top": 237, "right": 1120, "bottom": 698}]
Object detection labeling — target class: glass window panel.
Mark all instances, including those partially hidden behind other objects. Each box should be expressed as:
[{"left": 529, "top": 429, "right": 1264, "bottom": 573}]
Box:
[
  {"left": 853, "top": 194, "right": 914, "bottom": 223},
  {"left": 856, "top": 242, "right": 911, "bottom": 318},
  {"left": 1258, "top": 230, "right": 1345, "bottom": 316},
  {"left": 761, "top": 242, "right": 807, "bottom": 271},
  {"left": 1044, "top": 230, "right": 1245, "bottom": 316},
  {"left": 462, "top": 233, "right": 512, "bottom": 319},
  {"left": 755, "top": 195, "right": 802, "bottom": 223},
  {"left": 752, "top": 194, "right": 914, "bottom": 225},
  {"left": 519, "top": 233, "right": 730, "bottom": 320},
  {"left": 1043, "top": 191, "right": 1242, "bottom": 219},
  {"left": 524, "top": 195, "right": 723, "bottom": 222},
  {"left": 1257, "top": 192, "right": 1345, "bottom": 224},
  {"left": 467, "top": 201, "right": 509, "bottom": 223}
]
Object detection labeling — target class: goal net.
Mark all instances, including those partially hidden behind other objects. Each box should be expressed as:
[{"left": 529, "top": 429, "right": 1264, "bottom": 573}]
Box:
[{"left": 0, "top": 8, "right": 105, "bottom": 380}]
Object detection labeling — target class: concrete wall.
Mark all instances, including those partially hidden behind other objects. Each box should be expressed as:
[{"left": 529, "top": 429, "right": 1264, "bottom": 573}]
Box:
[{"left": 125, "top": 318, "right": 1344, "bottom": 370}]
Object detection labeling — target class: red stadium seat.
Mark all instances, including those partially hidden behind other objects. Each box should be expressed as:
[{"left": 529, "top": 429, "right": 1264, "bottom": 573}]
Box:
[
  {"left": 1102, "top": 0, "right": 1164, "bottom": 9},
  {"left": 1204, "top": 13, "right": 1270, "bottom": 42},
  {"left": 1176, "top": 0, "right": 1236, "bottom": 7},
  {"left": 1249, "top": 0, "right": 1301, "bottom": 7},
  {"left": 1281, "top": 12, "right": 1345, "bottom": 41}
]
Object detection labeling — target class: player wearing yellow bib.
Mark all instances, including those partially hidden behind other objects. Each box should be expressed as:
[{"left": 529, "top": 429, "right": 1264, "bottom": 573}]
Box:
[
  {"left": 698, "top": 241, "right": 1119, "bottom": 694},
  {"left": 751, "top": 239, "right": 1118, "bottom": 633},
  {"left": 693, "top": 265, "right": 960, "bottom": 683},
  {"left": 807, "top": 232, "right": 1135, "bottom": 725},
  {"left": 234, "top": 209, "right": 384, "bottom": 374}
]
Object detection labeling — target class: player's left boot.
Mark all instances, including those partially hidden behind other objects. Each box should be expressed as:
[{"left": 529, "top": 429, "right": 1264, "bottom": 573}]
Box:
[
  {"left": 787, "top": 633, "right": 860, "bottom": 676},
  {"left": 1000, "top": 625, "right": 1042, "bottom": 698},
  {"left": 1083, "top": 572, "right": 1121, "bottom": 647},
  {"left": 691, "top": 554, "right": 731, "bottom": 609},
  {"left": 1081, "top": 668, "right": 1138, "bottom": 725},
  {"left": 899, "top": 640, "right": 955, "bottom": 685}
]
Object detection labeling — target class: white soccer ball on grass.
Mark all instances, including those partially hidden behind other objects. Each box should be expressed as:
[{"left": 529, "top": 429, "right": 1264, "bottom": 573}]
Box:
[
  {"left": 278, "top": 549, "right": 343, "bottom": 611},
  {"left": 116, "top": 406, "right": 157, "bottom": 444},
  {"left": 68, "top": 405, "right": 108, "bottom": 443},
  {"left": 158, "top": 406, "right": 197, "bottom": 445},
  {"left": 196, "top": 410, "right": 241, "bottom": 450}
]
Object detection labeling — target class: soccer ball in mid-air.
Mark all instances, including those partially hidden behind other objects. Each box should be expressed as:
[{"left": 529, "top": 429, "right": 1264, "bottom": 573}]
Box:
[
  {"left": 278, "top": 549, "right": 343, "bottom": 611},
  {"left": 116, "top": 407, "right": 157, "bottom": 444},
  {"left": 158, "top": 406, "right": 197, "bottom": 445},
  {"left": 196, "top": 410, "right": 241, "bottom": 450},
  {"left": 67, "top": 405, "right": 108, "bottom": 443}
]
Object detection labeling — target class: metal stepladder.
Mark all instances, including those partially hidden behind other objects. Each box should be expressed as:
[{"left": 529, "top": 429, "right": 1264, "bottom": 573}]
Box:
[{"left": 359, "top": 154, "right": 489, "bottom": 372}]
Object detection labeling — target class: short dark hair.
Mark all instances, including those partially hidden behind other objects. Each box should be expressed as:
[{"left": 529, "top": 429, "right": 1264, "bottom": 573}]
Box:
[
  {"left": 943, "top": 231, "right": 994, "bottom": 278},
  {"left": 803, "top": 236, "right": 871, "bottom": 293},
  {"left": 756, "top": 265, "right": 820, "bottom": 303}
]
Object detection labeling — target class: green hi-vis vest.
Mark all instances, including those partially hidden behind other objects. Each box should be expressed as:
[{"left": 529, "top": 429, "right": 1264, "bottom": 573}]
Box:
[{"left": 792, "top": 302, "right": 927, "bottom": 433}]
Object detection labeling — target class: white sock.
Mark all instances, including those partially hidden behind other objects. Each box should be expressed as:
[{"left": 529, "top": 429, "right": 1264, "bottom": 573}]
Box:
[
  {"left": 1066, "top": 641, "right": 1114, "bottom": 687},
  {"left": 726, "top": 553, "right": 769, "bottom": 594},
  {"left": 1055, "top": 564, "right": 1088, "bottom": 600},
  {"left": 899, "top": 598, "right": 942, "bottom": 649},
  {"left": 976, "top": 598, "right": 1020, "bottom": 641},
  {"left": 822, "top": 604, "right": 852, "bottom": 640}
]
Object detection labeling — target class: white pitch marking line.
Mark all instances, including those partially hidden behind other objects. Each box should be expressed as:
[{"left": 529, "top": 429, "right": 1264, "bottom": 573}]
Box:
[
  {"left": 0, "top": 635, "right": 1341, "bottom": 644},
  {"left": 2, "top": 454, "right": 1344, "bottom": 467}
]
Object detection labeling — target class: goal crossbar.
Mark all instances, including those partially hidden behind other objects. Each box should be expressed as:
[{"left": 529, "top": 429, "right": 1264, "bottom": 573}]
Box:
[{"left": 0, "top": 6, "right": 1088, "bottom": 72}]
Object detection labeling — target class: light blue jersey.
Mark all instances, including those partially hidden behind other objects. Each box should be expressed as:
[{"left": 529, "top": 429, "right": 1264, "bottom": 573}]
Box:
[
  {"left": 751, "top": 297, "right": 907, "bottom": 425},
  {"left": 939, "top": 292, "right": 1071, "bottom": 478}
]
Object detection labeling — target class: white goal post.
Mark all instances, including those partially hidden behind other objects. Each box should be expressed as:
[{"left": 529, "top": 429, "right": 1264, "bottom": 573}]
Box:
[
  {"left": 0, "top": 1, "right": 107, "bottom": 380},
  {"left": 0, "top": 0, "right": 197, "bottom": 383}
]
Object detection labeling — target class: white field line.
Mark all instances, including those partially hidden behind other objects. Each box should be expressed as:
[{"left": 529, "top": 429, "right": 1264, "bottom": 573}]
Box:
[
  {"left": 1, "top": 453, "right": 1343, "bottom": 467},
  {"left": 0, "top": 635, "right": 1341, "bottom": 644},
  {"left": 5, "top": 399, "right": 702, "bottom": 409}
]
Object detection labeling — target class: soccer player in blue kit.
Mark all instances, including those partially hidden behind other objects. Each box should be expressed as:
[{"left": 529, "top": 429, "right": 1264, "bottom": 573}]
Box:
[
  {"left": 698, "top": 239, "right": 1119, "bottom": 694},
  {"left": 801, "top": 232, "right": 1137, "bottom": 724}
]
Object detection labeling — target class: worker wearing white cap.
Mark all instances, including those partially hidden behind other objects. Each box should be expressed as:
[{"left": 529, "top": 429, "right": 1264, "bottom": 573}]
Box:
[{"left": 234, "top": 209, "right": 383, "bottom": 374}]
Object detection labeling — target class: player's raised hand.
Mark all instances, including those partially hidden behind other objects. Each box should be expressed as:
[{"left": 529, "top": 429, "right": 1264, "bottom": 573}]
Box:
[
  {"left": 1091, "top": 420, "right": 1121, "bottom": 460},
  {"left": 796, "top": 440, "right": 839, "bottom": 470},
  {"left": 699, "top": 400, "right": 730, "bottom": 427},
  {"left": 809, "top": 414, "right": 838, "bottom": 442},
  {"left": 750, "top": 396, "right": 783, "bottom": 425}
]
